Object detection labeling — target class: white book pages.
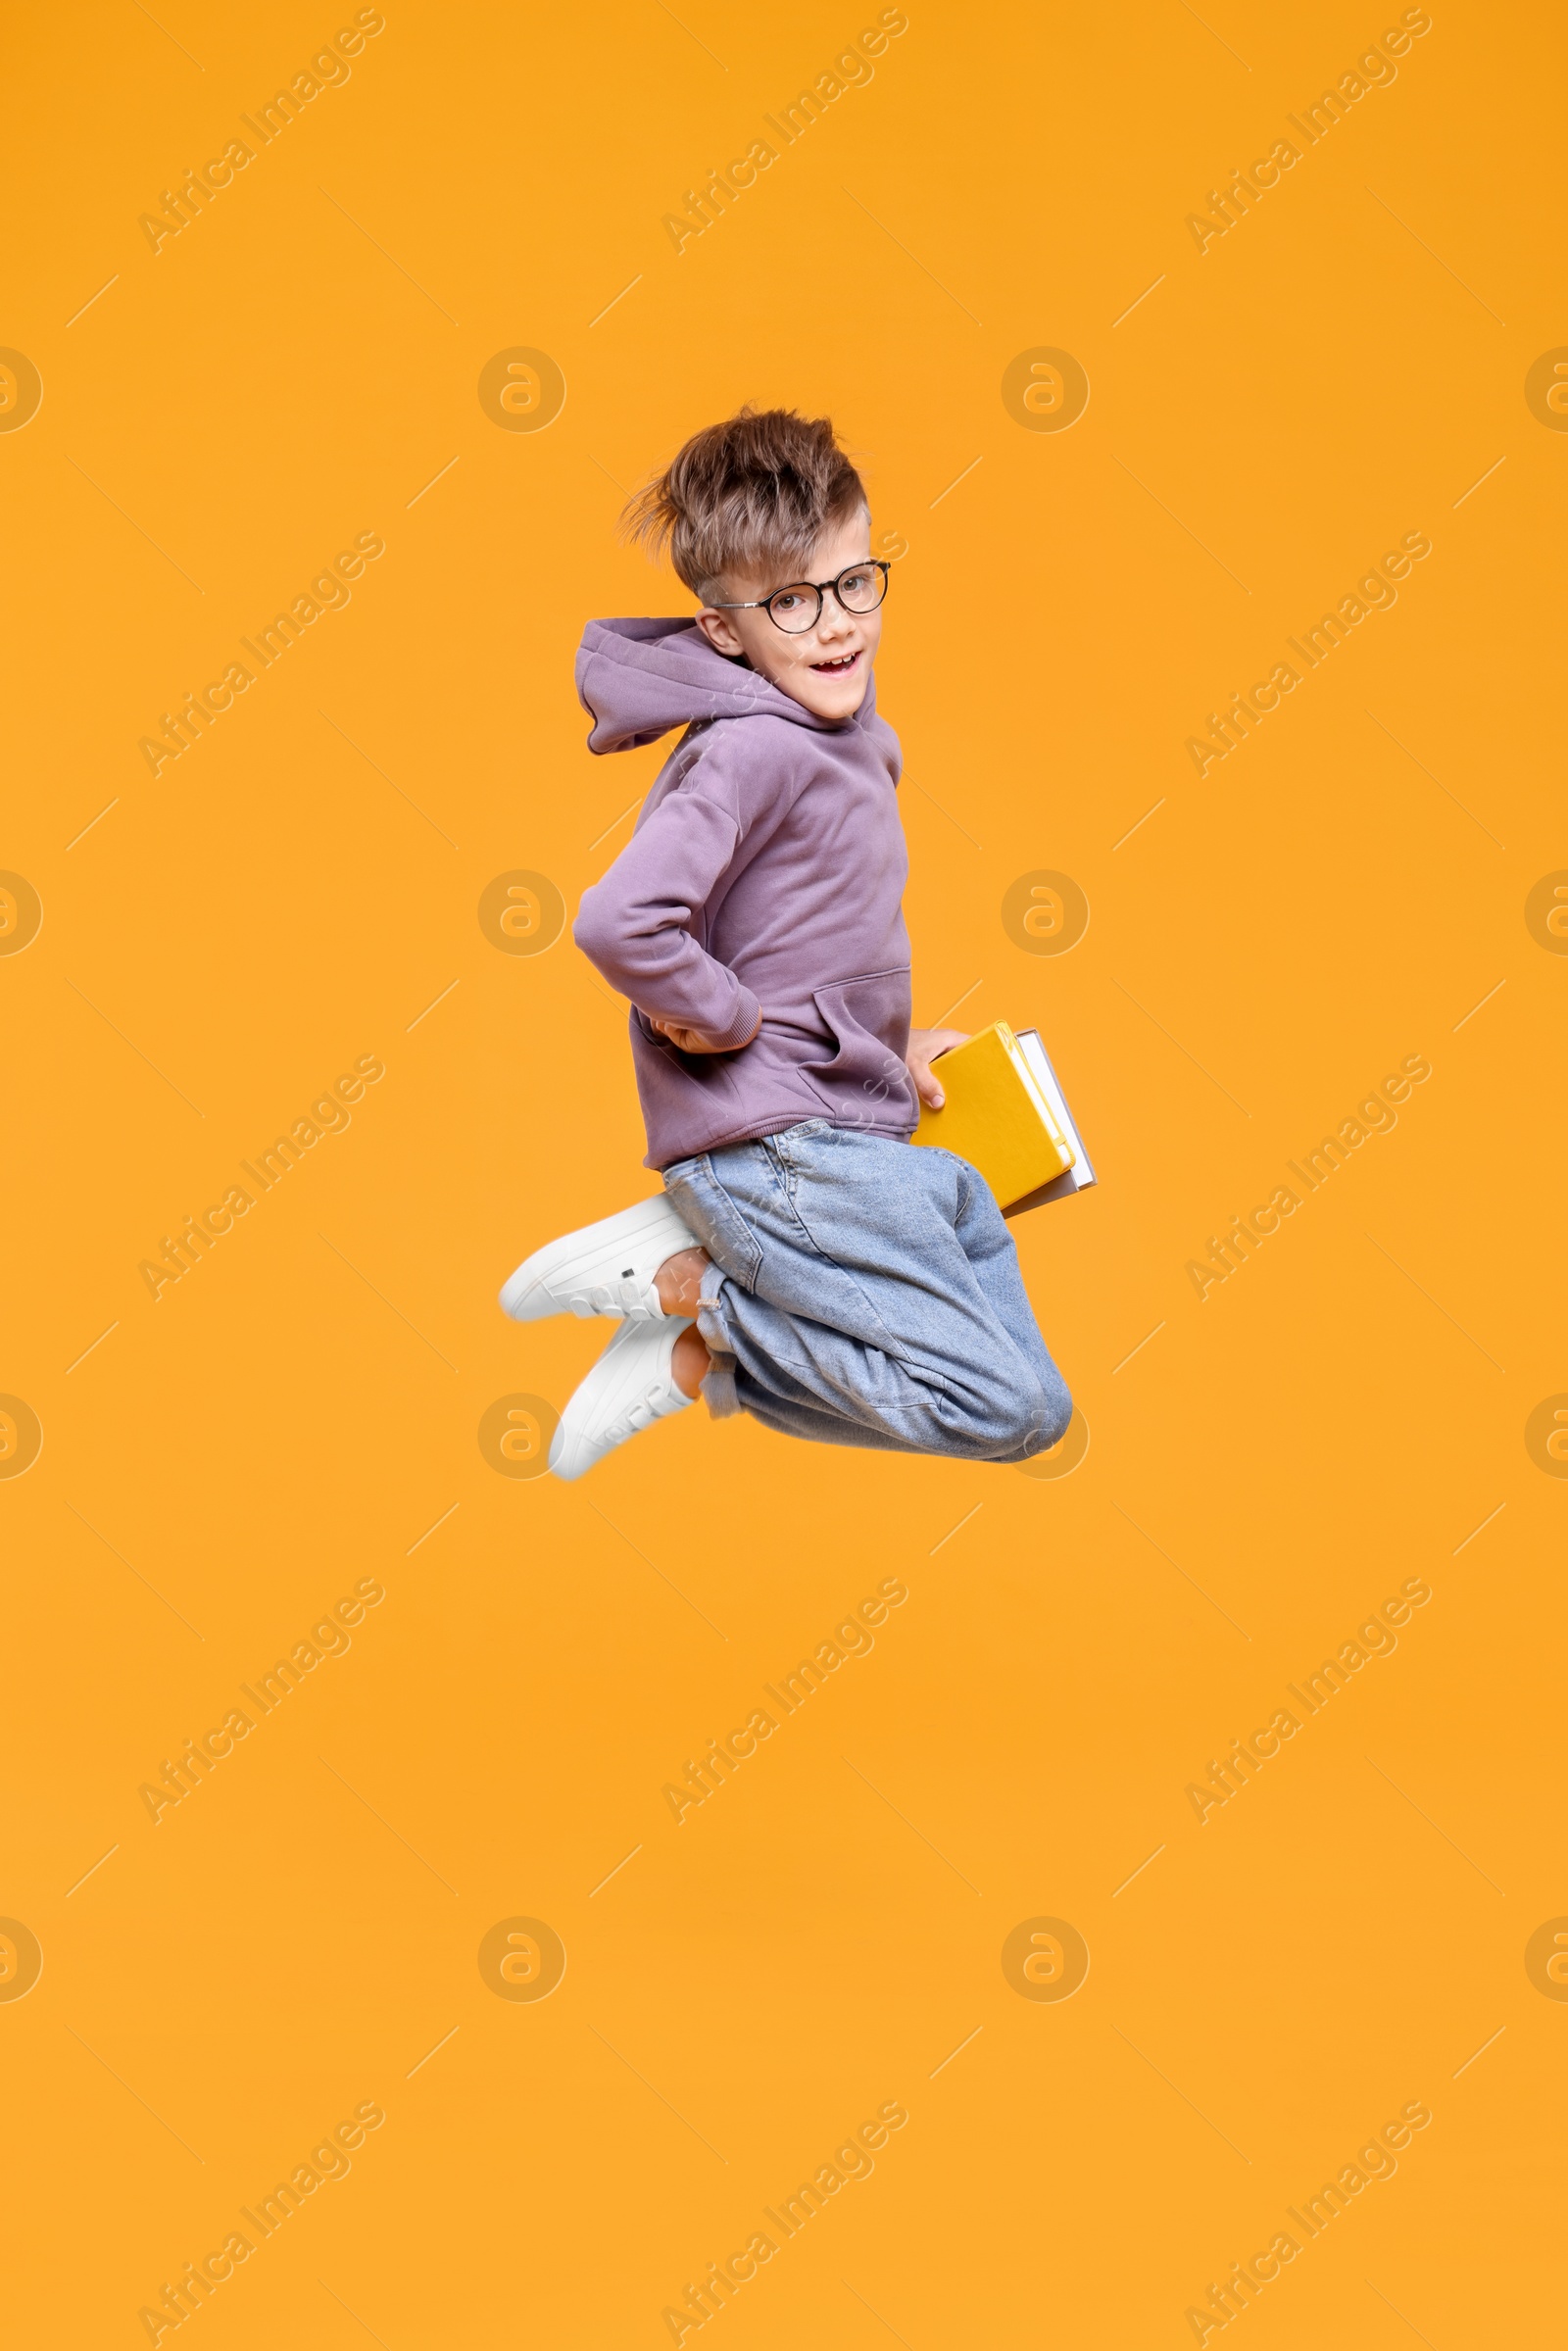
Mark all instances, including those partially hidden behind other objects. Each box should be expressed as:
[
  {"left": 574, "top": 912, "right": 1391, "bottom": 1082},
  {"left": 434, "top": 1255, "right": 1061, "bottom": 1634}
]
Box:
[{"left": 1006, "top": 1030, "right": 1097, "bottom": 1214}]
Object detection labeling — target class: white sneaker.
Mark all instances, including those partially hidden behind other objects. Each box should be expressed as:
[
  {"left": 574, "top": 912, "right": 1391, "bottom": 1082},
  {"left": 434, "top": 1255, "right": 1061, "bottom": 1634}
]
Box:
[
  {"left": 500, "top": 1193, "right": 698, "bottom": 1323},
  {"left": 549, "top": 1318, "right": 695, "bottom": 1481}
]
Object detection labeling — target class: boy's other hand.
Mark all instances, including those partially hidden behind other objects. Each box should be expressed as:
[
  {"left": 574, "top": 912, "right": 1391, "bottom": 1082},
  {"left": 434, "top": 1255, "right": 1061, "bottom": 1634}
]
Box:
[
  {"left": 906, "top": 1027, "right": 969, "bottom": 1109},
  {"left": 650, "top": 1010, "right": 762, "bottom": 1055}
]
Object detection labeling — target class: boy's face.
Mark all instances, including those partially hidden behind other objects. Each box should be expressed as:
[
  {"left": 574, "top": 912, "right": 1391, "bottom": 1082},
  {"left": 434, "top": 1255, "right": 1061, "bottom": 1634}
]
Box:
[{"left": 694, "top": 511, "right": 882, "bottom": 723}]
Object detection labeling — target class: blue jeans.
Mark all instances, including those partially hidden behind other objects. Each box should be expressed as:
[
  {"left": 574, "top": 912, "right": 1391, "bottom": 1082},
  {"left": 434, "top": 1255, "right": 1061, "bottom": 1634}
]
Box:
[{"left": 662, "top": 1120, "right": 1072, "bottom": 1462}]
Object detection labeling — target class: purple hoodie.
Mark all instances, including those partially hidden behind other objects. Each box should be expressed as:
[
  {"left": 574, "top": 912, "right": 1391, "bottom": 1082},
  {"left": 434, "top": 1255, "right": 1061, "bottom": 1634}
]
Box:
[{"left": 573, "top": 618, "right": 919, "bottom": 1170}]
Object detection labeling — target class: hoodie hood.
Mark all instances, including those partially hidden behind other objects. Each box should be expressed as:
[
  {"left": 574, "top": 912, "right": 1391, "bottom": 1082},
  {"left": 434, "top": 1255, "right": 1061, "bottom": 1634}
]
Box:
[{"left": 575, "top": 616, "right": 876, "bottom": 754}]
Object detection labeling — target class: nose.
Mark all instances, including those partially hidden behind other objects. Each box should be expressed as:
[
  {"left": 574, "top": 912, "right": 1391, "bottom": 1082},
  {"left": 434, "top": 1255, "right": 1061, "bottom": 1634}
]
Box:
[{"left": 813, "top": 587, "right": 855, "bottom": 644}]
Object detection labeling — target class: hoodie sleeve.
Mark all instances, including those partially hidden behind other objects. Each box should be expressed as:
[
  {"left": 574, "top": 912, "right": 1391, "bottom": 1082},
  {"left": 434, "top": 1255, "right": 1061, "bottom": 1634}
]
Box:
[{"left": 573, "top": 732, "right": 776, "bottom": 1049}]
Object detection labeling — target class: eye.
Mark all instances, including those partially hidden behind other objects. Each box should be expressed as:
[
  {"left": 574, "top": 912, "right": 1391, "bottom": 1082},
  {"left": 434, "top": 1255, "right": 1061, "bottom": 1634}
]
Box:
[
  {"left": 841, "top": 568, "right": 871, "bottom": 593},
  {"left": 770, "top": 591, "right": 806, "bottom": 612}
]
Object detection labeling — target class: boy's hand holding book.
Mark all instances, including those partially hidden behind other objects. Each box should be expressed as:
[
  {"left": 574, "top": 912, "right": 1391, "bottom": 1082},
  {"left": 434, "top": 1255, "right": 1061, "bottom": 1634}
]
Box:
[
  {"left": 905, "top": 1027, "right": 971, "bottom": 1108},
  {"left": 912, "top": 1021, "right": 1097, "bottom": 1216}
]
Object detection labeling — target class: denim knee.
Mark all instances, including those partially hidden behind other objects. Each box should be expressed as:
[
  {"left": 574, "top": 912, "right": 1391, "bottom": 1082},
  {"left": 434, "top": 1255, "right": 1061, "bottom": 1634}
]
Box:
[
  {"left": 1013, "top": 1373, "right": 1073, "bottom": 1459},
  {"left": 915, "top": 1366, "right": 1064, "bottom": 1461}
]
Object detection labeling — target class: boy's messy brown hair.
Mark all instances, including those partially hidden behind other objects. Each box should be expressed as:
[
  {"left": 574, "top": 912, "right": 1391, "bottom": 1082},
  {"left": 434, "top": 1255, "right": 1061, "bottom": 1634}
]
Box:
[{"left": 622, "top": 406, "right": 867, "bottom": 600}]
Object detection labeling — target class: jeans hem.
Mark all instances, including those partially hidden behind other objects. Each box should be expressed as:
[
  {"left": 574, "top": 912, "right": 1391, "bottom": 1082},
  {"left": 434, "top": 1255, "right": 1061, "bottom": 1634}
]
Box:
[{"left": 695, "top": 1264, "right": 743, "bottom": 1418}]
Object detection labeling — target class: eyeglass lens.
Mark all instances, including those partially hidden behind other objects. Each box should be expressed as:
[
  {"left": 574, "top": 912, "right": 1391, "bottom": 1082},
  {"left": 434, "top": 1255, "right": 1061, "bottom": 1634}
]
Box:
[{"left": 767, "top": 564, "right": 887, "bottom": 634}]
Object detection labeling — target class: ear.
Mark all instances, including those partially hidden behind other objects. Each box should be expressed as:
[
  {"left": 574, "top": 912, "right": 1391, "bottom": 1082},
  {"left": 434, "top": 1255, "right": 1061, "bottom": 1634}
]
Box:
[{"left": 694, "top": 603, "right": 745, "bottom": 656}]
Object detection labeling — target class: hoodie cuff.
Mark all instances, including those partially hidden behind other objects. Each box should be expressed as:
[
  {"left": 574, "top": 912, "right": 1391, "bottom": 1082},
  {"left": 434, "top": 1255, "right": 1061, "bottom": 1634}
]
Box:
[{"left": 705, "top": 990, "right": 761, "bottom": 1053}]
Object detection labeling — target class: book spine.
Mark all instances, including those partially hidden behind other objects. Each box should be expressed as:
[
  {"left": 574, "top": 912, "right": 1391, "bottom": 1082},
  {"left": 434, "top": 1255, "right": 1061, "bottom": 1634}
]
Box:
[{"left": 1001, "top": 1032, "right": 1073, "bottom": 1168}]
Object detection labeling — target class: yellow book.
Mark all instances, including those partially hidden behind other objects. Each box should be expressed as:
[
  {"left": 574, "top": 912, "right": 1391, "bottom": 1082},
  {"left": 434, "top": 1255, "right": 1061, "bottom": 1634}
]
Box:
[{"left": 910, "top": 1022, "right": 1078, "bottom": 1208}]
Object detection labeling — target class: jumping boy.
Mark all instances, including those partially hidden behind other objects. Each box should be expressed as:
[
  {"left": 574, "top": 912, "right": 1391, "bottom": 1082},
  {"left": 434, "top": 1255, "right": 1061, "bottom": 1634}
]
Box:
[{"left": 501, "top": 407, "right": 1072, "bottom": 1481}]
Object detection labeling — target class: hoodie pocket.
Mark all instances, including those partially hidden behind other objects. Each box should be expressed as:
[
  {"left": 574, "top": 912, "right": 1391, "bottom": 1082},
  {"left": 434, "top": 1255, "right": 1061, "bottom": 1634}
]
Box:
[{"left": 803, "top": 969, "right": 914, "bottom": 1112}]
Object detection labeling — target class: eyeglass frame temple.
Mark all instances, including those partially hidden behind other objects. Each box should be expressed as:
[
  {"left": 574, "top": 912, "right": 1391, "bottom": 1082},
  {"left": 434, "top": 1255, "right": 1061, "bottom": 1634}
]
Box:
[{"left": 708, "top": 559, "right": 891, "bottom": 628}]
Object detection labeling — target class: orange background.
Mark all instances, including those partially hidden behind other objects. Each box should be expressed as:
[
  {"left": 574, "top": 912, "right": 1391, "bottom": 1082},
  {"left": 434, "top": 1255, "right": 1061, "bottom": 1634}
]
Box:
[{"left": 5, "top": 0, "right": 1566, "bottom": 2342}]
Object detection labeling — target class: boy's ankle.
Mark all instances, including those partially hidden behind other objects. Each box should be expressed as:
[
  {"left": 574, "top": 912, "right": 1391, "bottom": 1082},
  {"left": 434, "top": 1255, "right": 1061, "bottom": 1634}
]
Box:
[
  {"left": 655, "top": 1247, "right": 711, "bottom": 1318},
  {"left": 670, "top": 1323, "right": 710, "bottom": 1398}
]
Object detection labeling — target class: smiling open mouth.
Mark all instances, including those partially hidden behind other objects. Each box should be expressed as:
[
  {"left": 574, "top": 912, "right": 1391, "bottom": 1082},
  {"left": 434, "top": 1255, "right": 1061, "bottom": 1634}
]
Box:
[{"left": 810, "top": 651, "right": 860, "bottom": 674}]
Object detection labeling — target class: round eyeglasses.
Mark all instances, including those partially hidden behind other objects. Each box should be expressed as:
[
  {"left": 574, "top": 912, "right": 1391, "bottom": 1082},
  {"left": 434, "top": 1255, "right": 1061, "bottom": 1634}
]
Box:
[{"left": 710, "top": 559, "right": 891, "bottom": 636}]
